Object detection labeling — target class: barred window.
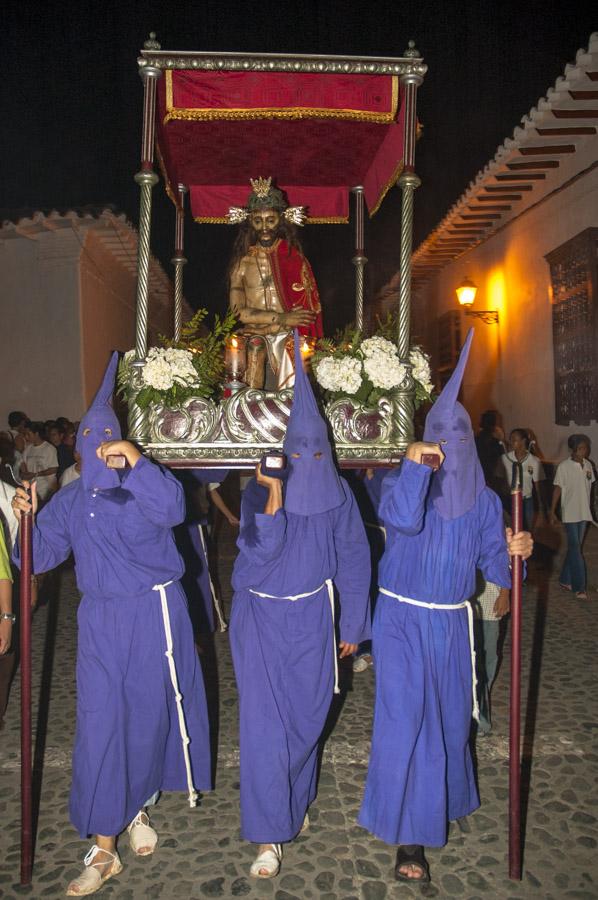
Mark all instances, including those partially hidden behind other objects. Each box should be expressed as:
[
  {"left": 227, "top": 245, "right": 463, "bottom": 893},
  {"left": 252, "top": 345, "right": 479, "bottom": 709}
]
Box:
[{"left": 545, "top": 228, "right": 598, "bottom": 425}]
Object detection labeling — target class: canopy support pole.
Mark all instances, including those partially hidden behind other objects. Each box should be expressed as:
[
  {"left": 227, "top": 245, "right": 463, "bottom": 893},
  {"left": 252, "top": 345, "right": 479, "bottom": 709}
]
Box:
[
  {"left": 351, "top": 186, "right": 367, "bottom": 332},
  {"left": 172, "top": 184, "right": 188, "bottom": 341},
  {"left": 393, "top": 42, "right": 423, "bottom": 449},
  {"left": 130, "top": 34, "right": 162, "bottom": 442}
]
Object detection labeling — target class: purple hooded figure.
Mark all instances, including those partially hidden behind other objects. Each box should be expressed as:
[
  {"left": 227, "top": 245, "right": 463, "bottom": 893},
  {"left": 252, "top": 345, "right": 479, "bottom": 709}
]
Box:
[
  {"left": 229, "top": 330, "right": 371, "bottom": 878},
  {"left": 13, "top": 352, "right": 211, "bottom": 892},
  {"left": 358, "top": 329, "right": 511, "bottom": 881}
]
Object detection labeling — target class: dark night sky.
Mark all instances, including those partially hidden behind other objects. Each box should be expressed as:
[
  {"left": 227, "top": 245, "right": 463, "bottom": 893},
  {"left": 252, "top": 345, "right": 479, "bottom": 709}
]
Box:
[{"left": 2, "top": 1, "right": 596, "bottom": 333}]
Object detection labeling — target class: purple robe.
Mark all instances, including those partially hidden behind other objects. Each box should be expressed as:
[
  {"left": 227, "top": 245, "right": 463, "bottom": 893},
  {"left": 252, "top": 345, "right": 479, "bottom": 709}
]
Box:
[
  {"left": 230, "top": 476, "right": 371, "bottom": 843},
  {"left": 14, "top": 456, "right": 211, "bottom": 837},
  {"left": 358, "top": 458, "right": 510, "bottom": 847}
]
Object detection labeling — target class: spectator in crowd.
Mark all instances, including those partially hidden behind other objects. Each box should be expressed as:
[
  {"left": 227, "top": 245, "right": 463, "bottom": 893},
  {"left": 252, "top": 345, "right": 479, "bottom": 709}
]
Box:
[
  {"left": 6, "top": 411, "right": 28, "bottom": 470},
  {"left": 0, "top": 451, "right": 17, "bottom": 732},
  {"left": 60, "top": 451, "right": 81, "bottom": 488},
  {"left": 502, "top": 428, "right": 545, "bottom": 531},
  {"left": 0, "top": 527, "right": 14, "bottom": 657},
  {"left": 470, "top": 574, "right": 510, "bottom": 736},
  {"left": 47, "top": 423, "right": 63, "bottom": 449},
  {"left": 20, "top": 421, "right": 59, "bottom": 503},
  {"left": 58, "top": 424, "right": 77, "bottom": 477},
  {"left": 475, "top": 410, "right": 506, "bottom": 495},
  {"left": 550, "top": 434, "right": 595, "bottom": 600}
]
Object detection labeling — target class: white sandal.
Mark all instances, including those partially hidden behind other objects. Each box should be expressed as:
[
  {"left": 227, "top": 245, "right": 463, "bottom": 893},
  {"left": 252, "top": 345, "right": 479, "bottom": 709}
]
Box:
[
  {"left": 127, "top": 809, "right": 158, "bottom": 856},
  {"left": 65, "top": 845, "right": 123, "bottom": 896},
  {"left": 249, "top": 843, "right": 282, "bottom": 879}
]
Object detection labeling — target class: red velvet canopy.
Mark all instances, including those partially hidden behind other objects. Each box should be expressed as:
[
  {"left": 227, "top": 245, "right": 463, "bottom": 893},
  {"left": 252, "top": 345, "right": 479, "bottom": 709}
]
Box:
[{"left": 156, "top": 70, "right": 406, "bottom": 222}]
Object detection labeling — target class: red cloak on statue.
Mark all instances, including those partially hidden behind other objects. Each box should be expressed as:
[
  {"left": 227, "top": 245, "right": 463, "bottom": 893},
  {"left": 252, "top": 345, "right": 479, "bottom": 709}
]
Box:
[{"left": 270, "top": 240, "right": 324, "bottom": 338}]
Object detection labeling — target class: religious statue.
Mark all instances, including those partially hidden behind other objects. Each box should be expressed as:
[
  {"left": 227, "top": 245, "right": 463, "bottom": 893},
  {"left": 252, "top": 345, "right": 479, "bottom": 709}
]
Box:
[{"left": 227, "top": 177, "right": 323, "bottom": 390}]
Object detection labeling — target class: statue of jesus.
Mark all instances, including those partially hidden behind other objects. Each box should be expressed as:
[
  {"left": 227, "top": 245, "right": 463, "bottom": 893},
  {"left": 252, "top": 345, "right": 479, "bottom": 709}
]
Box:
[{"left": 227, "top": 178, "right": 323, "bottom": 390}]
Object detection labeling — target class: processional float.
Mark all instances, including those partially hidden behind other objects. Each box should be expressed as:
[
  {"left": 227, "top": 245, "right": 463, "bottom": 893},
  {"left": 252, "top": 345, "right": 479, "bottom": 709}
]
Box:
[
  {"left": 126, "top": 34, "right": 427, "bottom": 466},
  {"left": 19, "top": 34, "right": 524, "bottom": 885}
]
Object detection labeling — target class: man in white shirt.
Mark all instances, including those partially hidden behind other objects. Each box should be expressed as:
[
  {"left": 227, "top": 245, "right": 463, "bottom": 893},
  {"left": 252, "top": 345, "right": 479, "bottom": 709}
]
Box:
[
  {"left": 550, "top": 434, "right": 595, "bottom": 599},
  {"left": 502, "top": 428, "right": 545, "bottom": 530},
  {"left": 20, "top": 421, "right": 59, "bottom": 503}
]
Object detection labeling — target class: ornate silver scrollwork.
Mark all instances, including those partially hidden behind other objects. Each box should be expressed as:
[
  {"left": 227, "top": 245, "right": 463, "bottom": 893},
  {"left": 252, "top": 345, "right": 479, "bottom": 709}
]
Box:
[
  {"left": 326, "top": 396, "right": 393, "bottom": 445},
  {"left": 148, "top": 397, "right": 220, "bottom": 443},
  {"left": 221, "top": 389, "right": 294, "bottom": 443}
]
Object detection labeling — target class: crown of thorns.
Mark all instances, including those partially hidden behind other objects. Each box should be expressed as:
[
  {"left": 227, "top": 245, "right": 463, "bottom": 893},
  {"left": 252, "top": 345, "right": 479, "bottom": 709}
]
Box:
[{"left": 227, "top": 177, "right": 306, "bottom": 225}]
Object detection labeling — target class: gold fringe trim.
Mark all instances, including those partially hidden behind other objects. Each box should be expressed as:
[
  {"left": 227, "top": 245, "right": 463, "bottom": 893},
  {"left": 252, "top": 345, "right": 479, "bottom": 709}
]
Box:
[
  {"left": 164, "top": 70, "right": 398, "bottom": 125},
  {"left": 369, "top": 159, "right": 404, "bottom": 217},
  {"left": 194, "top": 215, "right": 349, "bottom": 225}
]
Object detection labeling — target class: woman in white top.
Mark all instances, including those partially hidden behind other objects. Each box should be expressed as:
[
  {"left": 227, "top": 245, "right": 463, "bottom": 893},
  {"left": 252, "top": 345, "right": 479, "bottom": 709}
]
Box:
[
  {"left": 501, "top": 429, "right": 545, "bottom": 531},
  {"left": 550, "top": 434, "right": 595, "bottom": 599}
]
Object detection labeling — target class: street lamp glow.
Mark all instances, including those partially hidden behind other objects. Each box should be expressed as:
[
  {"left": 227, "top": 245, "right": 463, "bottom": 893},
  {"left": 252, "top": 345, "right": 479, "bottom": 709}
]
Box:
[{"left": 456, "top": 277, "right": 478, "bottom": 307}]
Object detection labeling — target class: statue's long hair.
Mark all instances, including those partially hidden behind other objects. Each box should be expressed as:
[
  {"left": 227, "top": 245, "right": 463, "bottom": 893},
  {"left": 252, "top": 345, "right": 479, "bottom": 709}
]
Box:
[{"left": 227, "top": 220, "right": 303, "bottom": 287}]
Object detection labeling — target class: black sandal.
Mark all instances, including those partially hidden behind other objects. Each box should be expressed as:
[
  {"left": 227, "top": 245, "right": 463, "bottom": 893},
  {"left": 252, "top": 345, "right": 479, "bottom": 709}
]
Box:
[{"left": 394, "top": 844, "right": 431, "bottom": 883}]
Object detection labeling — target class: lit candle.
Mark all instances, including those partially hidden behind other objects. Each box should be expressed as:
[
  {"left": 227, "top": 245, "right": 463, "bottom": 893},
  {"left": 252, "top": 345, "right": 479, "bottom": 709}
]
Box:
[
  {"left": 299, "top": 336, "right": 315, "bottom": 371},
  {"left": 225, "top": 334, "right": 246, "bottom": 382}
]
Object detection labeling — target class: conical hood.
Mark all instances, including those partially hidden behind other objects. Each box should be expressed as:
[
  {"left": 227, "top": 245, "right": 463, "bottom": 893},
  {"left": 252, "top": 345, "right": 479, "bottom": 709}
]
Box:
[
  {"left": 76, "top": 352, "right": 122, "bottom": 490},
  {"left": 282, "top": 330, "right": 345, "bottom": 515},
  {"left": 423, "top": 328, "right": 485, "bottom": 519}
]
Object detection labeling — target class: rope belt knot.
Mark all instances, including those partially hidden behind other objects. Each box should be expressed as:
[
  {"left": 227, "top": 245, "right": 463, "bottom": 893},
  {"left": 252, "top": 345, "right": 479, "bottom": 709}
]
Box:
[
  {"left": 379, "top": 586, "right": 479, "bottom": 722},
  {"left": 248, "top": 579, "right": 340, "bottom": 694},
  {"left": 152, "top": 580, "right": 198, "bottom": 807}
]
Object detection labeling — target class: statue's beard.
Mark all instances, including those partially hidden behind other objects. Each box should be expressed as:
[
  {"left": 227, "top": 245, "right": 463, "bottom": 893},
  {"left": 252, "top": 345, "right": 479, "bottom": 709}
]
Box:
[{"left": 252, "top": 228, "right": 281, "bottom": 248}]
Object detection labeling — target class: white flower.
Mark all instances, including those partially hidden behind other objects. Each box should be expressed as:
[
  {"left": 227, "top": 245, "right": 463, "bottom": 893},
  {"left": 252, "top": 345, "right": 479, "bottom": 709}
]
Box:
[
  {"left": 363, "top": 351, "right": 407, "bottom": 390},
  {"left": 315, "top": 356, "right": 362, "bottom": 394},
  {"left": 360, "top": 336, "right": 398, "bottom": 359},
  {"left": 409, "top": 347, "right": 432, "bottom": 392},
  {"left": 142, "top": 347, "right": 198, "bottom": 392}
]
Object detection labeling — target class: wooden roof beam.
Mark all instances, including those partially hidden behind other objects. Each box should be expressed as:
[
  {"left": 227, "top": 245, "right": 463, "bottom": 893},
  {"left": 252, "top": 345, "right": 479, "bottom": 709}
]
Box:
[
  {"left": 552, "top": 108, "right": 598, "bottom": 118},
  {"left": 483, "top": 184, "right": 532, "bottom": 192},
  {"left": 507, "top": 160, "right": 559, "bottom": 169},
  {"left": 536, "top": 126, "right": 596, "bottom": 135},
  {"left": 519, "top": 144, "right": 575, "bottom": 154},
  {"left": 467, "top": 204, "right": 511, "bottom": 211}
]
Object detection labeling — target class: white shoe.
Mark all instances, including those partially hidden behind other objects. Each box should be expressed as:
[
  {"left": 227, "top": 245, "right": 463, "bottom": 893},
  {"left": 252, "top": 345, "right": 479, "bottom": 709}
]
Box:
[
  {"left": 249, "top": 843, "right": 282, "bottom": 878},
  {"left": 300, "top": 812, "right": 310, "bottom": 834},
  {"left": 66, "top": 845, "right": 123, "bottom": 896},
  {"left": 127, "top": 809, "right": 158, "bottom": 856}
]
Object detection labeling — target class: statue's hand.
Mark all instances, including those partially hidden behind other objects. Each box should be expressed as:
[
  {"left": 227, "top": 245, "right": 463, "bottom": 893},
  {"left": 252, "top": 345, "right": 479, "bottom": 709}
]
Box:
[{"left": 279, "top": 309, "right": 317, "bottom": 328}]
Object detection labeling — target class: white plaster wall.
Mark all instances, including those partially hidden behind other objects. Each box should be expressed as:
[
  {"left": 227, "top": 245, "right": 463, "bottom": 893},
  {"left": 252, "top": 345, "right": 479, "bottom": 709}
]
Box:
[
  {"left": 0, "top": 231, "right": 85, "bottom": 425},
  {"left": 418, "top": 158, "right": 598, "bottom": 463}
]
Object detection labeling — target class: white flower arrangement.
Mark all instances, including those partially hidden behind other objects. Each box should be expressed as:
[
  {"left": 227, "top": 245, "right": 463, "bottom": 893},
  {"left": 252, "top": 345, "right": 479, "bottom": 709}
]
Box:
[
  {"left": 118, "top": 307, "right": 237, "bottom": 410},
  {"left": 409, "top": 347, "right": 434, "bottom": 396},
  {"left": 315, "top": 356, "right": 363, "bottom": 394},
  {"left": 142, "top": 347, "right": 199, "bottom": 392},
  {"left": 312, "top": 326, "right": 434, "bottom": 409}
]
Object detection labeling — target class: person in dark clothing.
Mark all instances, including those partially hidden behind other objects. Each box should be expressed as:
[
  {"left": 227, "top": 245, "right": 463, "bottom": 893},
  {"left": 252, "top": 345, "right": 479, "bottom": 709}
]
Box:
[{"left": 475, "top": 410, "right": 506, "bottom": 494}]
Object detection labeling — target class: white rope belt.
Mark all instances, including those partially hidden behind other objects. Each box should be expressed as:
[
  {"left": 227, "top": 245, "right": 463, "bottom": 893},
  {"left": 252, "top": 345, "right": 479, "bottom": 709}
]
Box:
[
  {"left": 197, "top": 525, "right": 227, "bottom": 633},
  {"left": 248, "top": 579, "right": 339, "bottom": 695},
  {"left": 379, "top": 587, "right": 479, "bottom": 722},
  {"left": 152, "top": 580, "right": 198, "bottom": 807}
]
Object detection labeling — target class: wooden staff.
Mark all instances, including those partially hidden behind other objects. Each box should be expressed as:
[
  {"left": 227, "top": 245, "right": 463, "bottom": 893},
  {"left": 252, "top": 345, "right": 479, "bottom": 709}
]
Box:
[
  {"left": 19, "top": 486, "right": 33, "bottom": 885},
  {"left": 509, "top": 461, "right": 523, "bottom": 880}
]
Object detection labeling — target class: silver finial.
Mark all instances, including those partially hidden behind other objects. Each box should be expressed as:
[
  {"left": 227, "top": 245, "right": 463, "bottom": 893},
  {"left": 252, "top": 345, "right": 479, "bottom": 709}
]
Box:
[
  {"left": 144, "top": 32, "right": 161, "bottom": 50},
  {"left": 404, "top": 40, "right": 420, "bottom": 58}
]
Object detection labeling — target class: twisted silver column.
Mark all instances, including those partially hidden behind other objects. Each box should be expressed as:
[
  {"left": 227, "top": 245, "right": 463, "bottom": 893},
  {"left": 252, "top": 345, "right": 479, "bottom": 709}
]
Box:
[
  {"left": 172, "top": 254, "right": 187, "bottom": 341},
  {"left": 351, "top": 186, "right": 367, "bottom": 332},
  {"left": 393, "top": 171, "right": 421, "bottom": 449}
]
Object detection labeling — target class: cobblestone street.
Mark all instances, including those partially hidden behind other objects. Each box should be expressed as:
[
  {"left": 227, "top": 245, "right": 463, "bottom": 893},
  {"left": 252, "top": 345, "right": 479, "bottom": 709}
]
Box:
[{"left": 2, "top": 521, "right": 598, "bottom": 899}]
